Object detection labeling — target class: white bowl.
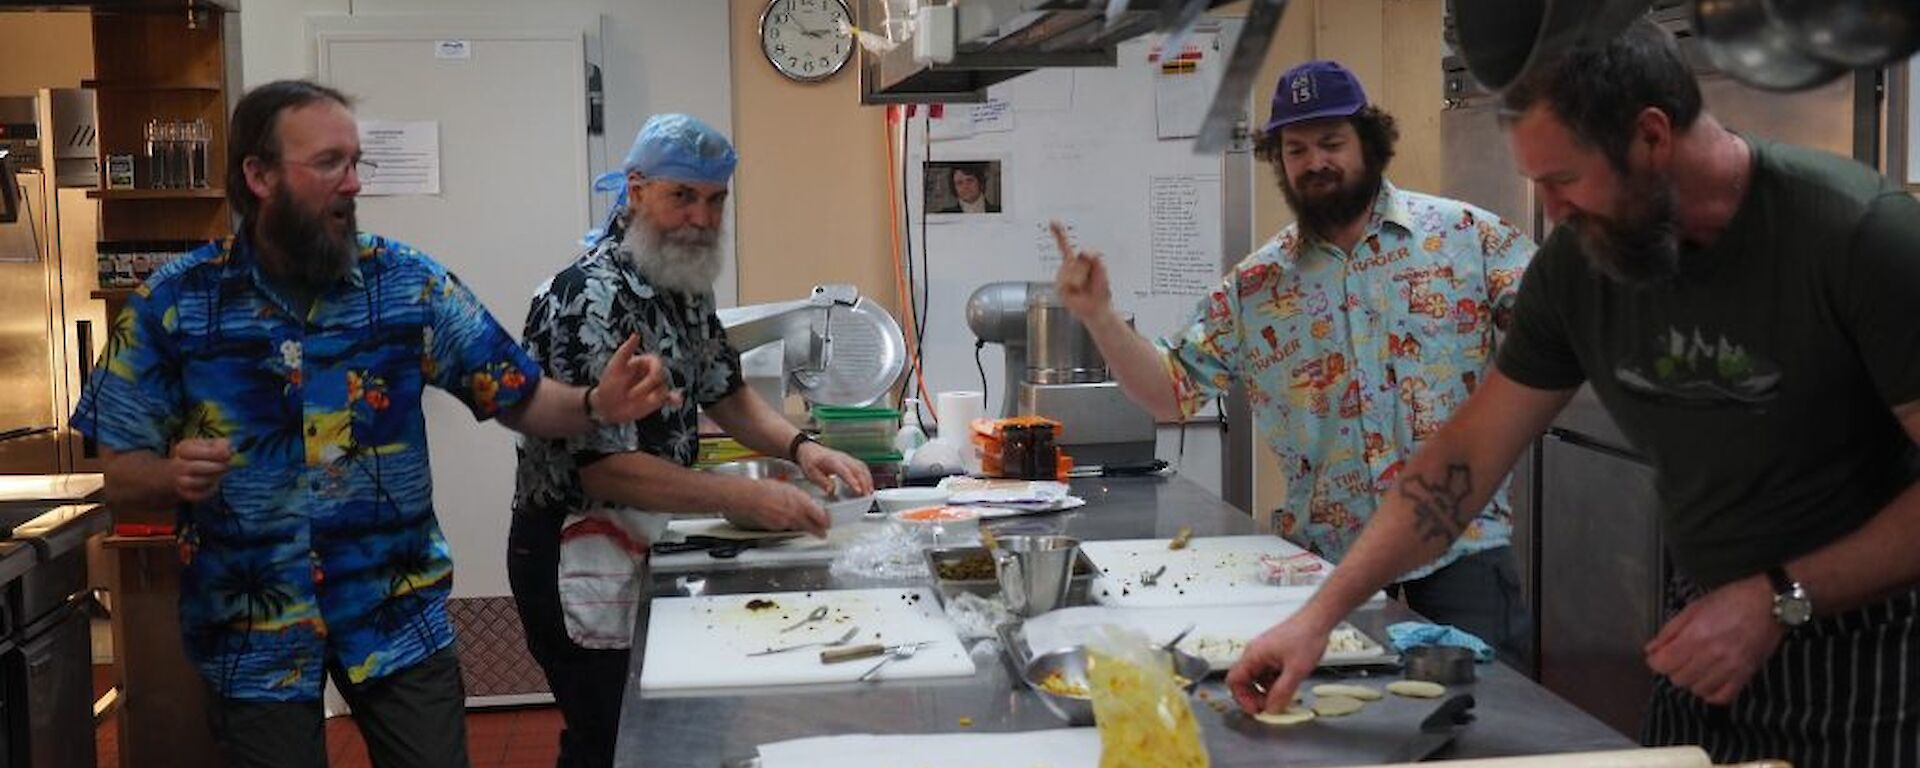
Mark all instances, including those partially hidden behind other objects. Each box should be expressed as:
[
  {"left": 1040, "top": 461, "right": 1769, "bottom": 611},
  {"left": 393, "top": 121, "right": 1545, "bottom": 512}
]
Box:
[
  {"left": 874, "top": 487, "right": 953, "bottom": 515},
  {"left": 890, "top": 505, "right": 982, "bottom": 545}
]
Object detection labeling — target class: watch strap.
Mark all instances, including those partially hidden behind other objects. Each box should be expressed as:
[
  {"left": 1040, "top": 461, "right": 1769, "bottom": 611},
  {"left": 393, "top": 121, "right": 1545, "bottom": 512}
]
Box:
[{"left": 1765, "top": 565, "right": 1794, "bottom": 595}]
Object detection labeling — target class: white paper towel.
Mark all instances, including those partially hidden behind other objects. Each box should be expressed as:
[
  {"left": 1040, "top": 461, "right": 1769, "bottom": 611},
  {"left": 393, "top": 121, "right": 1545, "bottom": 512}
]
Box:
[{"left": 934, "top": 390, "right": 984, "bottom": 447}]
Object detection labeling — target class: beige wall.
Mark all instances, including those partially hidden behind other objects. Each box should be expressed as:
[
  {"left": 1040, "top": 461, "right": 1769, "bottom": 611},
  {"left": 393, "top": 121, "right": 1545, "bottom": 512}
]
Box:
[
  {"left": 727, "top": 0, "right": 899, "bottom": 311},
  {"left": 0, "top": 11, "right": 93, "bottom": 95}
]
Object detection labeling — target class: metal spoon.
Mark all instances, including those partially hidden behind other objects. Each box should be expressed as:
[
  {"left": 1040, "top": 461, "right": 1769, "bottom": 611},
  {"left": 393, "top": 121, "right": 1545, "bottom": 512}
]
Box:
[
  {"left": 856, "top": 642, "right": 922, "bottom": 682},
  {"left": 779, "top": 605, "right": 831, "bottom": 633},
  {"left": 747, "top": 625, "right": 860, "bottom": 656}
]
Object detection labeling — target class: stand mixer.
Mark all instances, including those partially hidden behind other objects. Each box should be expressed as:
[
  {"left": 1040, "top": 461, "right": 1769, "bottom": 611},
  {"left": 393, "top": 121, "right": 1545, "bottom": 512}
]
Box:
[{"left": 965, "top": 281, "right": 1157, "bottom": 472}]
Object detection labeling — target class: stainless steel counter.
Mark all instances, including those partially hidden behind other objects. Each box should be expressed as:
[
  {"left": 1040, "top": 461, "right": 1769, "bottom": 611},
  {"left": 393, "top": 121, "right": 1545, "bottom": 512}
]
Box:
[{"left": 615, "top": 476, "right": 1634, "bottom": 767}]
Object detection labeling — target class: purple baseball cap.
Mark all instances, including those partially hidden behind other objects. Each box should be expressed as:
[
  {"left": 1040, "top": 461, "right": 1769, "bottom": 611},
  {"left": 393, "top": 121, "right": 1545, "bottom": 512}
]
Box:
[{"left": 1263, "top": 60, "right": 1368, "bottom": 134}]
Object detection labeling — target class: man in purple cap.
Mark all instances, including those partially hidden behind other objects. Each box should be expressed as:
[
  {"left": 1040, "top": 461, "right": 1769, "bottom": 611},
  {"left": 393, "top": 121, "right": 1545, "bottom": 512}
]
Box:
[
  {"left": 1052, "top": 60, "right": 1538, "bottom": 664},
  {"left": 512, "top": 114, "right": 873, "bottom": 768}
]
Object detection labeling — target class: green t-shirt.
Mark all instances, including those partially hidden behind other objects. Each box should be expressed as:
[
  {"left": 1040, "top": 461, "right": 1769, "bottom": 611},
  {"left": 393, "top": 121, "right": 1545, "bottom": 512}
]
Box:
[{"left": 1496, "top": 138, "right": 1920, "bottom": 588}]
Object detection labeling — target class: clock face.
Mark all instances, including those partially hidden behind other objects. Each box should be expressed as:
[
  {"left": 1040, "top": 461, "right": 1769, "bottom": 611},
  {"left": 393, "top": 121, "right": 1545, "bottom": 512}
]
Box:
[{"left": 760, "top": 0, "right": 854, "bottom": 82}]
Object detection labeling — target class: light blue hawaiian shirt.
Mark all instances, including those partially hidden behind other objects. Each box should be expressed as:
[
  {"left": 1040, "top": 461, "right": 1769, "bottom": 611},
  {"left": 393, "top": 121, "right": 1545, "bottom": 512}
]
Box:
[
  {"left": 72, "top": 232, "right": 540, "bottom": 701},
  {"left": 1157, "top": 181, "right": 1535, "bottom": 580}
]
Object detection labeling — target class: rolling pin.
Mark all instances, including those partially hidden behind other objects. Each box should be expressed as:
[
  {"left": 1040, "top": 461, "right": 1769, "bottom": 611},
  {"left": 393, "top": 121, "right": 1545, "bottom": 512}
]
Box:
[{"left": 1327, "top": 746, "right": 1792, "bottom": 767}]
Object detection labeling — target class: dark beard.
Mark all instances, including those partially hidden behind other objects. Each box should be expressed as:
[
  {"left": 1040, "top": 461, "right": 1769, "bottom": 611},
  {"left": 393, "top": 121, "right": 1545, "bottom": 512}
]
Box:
[
  {"left": 258, "top": 185, "right": 357, "bottom": 295},
  {"left": 1563, "top": 170, "right": 1680, "bottom": 285},
  {"left": 1279, "top": 165, "right": 1383, "bottom": 244}
]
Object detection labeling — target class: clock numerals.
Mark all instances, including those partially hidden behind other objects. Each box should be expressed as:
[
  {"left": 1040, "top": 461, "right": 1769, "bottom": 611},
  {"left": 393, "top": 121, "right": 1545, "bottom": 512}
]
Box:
[{"left": 765, "top": 0, "right": 850, "bottom": 81}]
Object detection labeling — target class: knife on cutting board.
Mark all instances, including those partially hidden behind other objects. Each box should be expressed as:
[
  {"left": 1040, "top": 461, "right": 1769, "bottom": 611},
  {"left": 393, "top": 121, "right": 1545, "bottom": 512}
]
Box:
[{"left": 820, "top": 641, "right": 933, "bottom": 664}]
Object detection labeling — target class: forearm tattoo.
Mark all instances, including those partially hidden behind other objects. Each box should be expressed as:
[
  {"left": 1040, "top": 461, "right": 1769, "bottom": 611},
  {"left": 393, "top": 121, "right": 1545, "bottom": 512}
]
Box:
[{"left": 1400, "top": 463, "right": 1475, "bottom": 544}]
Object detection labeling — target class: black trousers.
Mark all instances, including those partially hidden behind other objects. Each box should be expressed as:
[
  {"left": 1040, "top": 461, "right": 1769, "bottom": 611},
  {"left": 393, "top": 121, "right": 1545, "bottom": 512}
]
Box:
[
  {"left": 1644, "top": 574, "right": 1920, "bottom": 767},
  {"left": 204, "top": 646, "right": 471, "bottom": 768},
  {"left": 1385, "top": 545, "right": 1534, "bottom": 670},
  {"left": 508, "top": 510, "right": 632, "bottom": 768}
]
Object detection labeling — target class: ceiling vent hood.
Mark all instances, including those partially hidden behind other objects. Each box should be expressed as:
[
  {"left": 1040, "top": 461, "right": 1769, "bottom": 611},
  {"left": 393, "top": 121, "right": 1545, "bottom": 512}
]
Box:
[{"left": 857, "top": 0, "right": 1245, "bottom": 104}]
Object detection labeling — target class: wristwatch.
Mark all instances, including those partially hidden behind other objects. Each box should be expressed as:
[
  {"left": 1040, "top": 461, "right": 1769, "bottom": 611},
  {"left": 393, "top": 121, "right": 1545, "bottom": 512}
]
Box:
[{"left": 1766, "top": 565, "right": 1812, "bottom": 627}]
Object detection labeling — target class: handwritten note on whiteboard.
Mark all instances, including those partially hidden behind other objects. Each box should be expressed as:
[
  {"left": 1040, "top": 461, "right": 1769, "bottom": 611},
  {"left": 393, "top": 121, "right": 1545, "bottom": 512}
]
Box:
[{"left": 1149, "top": 175, "right": 1219, "bottom": 297}]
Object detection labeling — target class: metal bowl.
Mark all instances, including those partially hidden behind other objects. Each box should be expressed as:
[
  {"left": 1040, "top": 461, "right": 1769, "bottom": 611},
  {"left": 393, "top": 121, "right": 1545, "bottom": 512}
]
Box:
[
  {"left": 1021, "top": 645, "right": 1211, "bottom": 726},
  {"left": 703, "top": 457, "right": 807, "bottom": 483},
  {"left": 702, "top": 458, "right": 872, "bottom": 526},
  {"left": 1404, "top": 645, "right": 1477, "bottom": 685}
]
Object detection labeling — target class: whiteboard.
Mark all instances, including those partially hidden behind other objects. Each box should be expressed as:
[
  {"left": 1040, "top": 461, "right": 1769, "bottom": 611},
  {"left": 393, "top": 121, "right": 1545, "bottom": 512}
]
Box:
[{"left": 904, "top": 23, "right": 1245, "bottom": 431}]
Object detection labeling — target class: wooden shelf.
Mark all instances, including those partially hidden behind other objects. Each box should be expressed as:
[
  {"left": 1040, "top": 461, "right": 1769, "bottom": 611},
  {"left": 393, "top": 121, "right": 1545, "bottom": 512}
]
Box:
[
  {"left": 81, "top": 80, "right": 222, "bottom": 92},
  {"left": 91, "top": 289, "right": 136, "bottom": 301},
  {"left": 87, "top": 187, "right": 225, "bottom": 200}
]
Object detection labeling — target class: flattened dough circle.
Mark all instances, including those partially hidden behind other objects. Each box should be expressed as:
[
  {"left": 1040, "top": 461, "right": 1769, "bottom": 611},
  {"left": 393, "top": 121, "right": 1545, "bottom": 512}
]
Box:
[
  {"left": 1252, "top": 706, "right": 1317, "bottom": 726},
  {"left": 1387, "top": 680, "right": 1447, "bottom": 698},
  {"left": 1311, "top": 683, "right": 1383, "bottom": 701},
  {"left": 1311, "top": 695, "right": 1366, "bottom": 717}
]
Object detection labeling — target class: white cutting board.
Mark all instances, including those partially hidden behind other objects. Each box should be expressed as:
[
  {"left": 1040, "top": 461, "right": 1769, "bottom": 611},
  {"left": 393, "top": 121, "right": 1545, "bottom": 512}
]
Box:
[
  {"left": 640, "top": 587, "right": 975, "bottom": 692},
  {"left": 650, "top": 514, "right": 884, "bottom": 572},
  {"left": 758, "top": 729, "right": 1101, "bottom": 768},
  {"left": 1020, "top": 604, "right": 1389, "bottom": 671},
  {"left": 1081, "top": 535, "right": 1330, "bottom": 608}
]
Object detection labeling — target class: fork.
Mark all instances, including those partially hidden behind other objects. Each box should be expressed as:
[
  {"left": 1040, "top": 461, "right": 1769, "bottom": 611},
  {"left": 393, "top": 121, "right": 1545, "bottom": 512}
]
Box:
[{"left": 856, "top": 643, "right": 922, "bottom": 682}]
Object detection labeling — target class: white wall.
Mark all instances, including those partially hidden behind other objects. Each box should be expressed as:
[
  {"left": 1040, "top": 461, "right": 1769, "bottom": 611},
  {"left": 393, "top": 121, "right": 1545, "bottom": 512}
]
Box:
[{"left": 235, "top": 0, "right": 737, "bottom": 306}]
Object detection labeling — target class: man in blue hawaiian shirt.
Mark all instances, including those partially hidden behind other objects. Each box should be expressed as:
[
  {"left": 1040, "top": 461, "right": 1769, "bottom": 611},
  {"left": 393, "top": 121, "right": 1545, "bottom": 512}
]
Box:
[
  {"left": 1052, "top": 61, "right": 1537, "bottom": 664},
  {"left": 512, "top": 114, "right": 875, "bottom": 768},
  {"left": 72, "top": 80, "right": 677, "bottom": 768}
]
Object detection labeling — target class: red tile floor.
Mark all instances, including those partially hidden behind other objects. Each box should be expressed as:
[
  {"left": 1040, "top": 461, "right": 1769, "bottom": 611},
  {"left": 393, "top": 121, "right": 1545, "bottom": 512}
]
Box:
[{"left": 94, "top": 665, "right": 564, "bottom": 768}]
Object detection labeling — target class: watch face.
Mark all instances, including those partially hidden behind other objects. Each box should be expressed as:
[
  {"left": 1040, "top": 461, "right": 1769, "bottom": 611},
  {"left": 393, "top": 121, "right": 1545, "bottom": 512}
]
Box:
[
  {"left": 760, "top": 0, "right": 854, "bottom": 82},
  {"left": 1775, "top": 595, "right": 1813, "bottom": 626}
]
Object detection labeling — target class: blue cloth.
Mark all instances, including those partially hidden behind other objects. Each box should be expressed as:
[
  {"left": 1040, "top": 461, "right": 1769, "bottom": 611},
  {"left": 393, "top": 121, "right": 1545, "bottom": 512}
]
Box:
[
  {"left": 71, "top": 233, "right": 542, "bottom": 701},
  {"left": 585, "top": 113, "right": 737, "bottom": 244},
  {"left": 1264, "top": 59, "right": 1368, "bottom": 134},
  {"left": 1387, "top": 621, "right": 1495, "bottom": 663}
]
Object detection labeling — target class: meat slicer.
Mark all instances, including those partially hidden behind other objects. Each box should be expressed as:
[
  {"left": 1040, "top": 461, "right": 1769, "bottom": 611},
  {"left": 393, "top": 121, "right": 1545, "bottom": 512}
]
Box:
[{"left": 719, "top": 284, "right": 906, "bottom": 408}]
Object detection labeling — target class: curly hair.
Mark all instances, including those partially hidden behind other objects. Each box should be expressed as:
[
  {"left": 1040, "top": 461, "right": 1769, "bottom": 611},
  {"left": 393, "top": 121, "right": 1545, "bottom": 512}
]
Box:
[{"left": 1252, "top": 105, "right": 1399, "bottom": 175}]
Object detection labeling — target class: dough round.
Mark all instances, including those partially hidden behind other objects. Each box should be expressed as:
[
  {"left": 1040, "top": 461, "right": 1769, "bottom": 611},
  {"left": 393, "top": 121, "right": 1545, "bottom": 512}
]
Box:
[
  {"left": 1386, "top": 680, "right": 1447, "bottom": 699},
  {"left": 1252, "top": 706, "right": 1317, "bottom": 726},
  {"left": 1311, "top": 695, "right": 1366, "bottom": 717},
  {"left": 1310, "top": 683, "right": 1383, "bottom": 701}
]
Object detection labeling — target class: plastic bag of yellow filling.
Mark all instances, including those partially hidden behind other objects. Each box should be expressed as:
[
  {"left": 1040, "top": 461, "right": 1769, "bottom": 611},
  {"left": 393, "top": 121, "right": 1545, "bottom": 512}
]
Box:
[{"left": 1086, "top": 625, "right": 1208, "bottom": 768}]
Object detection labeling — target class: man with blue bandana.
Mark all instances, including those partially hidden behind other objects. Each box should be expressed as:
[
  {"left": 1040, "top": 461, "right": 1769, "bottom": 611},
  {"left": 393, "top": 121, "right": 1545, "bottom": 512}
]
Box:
[
  {"left": 512, "top": 114, "right": 874, "bottom": 768},
  {"left": 71, "top": 80, "right": 677, "bottom": 768}
]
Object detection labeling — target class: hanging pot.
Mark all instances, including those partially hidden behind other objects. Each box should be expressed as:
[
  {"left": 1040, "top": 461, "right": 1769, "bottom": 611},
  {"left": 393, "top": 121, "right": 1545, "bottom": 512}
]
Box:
[{"left": 1694, "top": 0, "right": 1847, "bottom": 91}]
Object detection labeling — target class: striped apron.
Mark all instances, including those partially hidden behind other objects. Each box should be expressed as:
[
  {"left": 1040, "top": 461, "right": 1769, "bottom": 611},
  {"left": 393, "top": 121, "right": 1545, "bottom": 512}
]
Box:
[{"left": 1644, "top": 573, "right": 1920, "bottom": 767}]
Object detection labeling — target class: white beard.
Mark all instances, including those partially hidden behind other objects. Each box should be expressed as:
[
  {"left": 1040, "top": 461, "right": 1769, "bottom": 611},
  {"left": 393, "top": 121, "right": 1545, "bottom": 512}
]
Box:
[{"left": 620, "top": 215, "right": 723, "bottom": 295}]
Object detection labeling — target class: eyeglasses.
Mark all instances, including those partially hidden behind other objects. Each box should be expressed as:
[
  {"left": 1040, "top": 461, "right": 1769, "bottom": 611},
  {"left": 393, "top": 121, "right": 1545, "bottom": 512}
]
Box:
[{"left": 280, "top": 154, "right": 378, "bottom": 184}]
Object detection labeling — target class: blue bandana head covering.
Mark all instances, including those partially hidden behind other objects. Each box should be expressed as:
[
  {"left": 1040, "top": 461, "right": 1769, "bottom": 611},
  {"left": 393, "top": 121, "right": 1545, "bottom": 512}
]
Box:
[{"left": 585, "top": 113, "right": 737, "bottom": 244}]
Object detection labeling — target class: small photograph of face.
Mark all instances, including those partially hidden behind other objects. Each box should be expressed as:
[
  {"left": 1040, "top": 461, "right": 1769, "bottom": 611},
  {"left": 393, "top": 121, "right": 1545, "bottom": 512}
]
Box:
[{"left": 925, "top": 160, "right": 1003, "bottom": 216}]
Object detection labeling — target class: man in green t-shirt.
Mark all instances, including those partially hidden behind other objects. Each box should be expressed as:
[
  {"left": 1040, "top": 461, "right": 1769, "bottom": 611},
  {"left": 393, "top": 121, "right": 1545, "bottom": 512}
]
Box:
[{"left": 1225, "top": 21, "right": 1920, "bottom": 763}]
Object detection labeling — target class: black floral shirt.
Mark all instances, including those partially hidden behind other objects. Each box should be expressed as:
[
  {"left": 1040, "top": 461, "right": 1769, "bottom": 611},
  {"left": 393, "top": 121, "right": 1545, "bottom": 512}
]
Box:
[{"left": 512, "top": 223, "right": 744, "bottom": 516}]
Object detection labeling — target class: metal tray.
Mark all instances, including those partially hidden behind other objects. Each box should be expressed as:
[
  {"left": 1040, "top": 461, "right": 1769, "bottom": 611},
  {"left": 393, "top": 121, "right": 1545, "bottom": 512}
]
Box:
[{"left": 923, "top": 545, "right": 1098, "bottom": 607}]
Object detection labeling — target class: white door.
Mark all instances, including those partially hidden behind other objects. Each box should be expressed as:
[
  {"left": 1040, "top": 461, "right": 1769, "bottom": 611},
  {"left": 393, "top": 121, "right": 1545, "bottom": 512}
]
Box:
[{"left": 314, "top": 21, "right": 589, "bottom": 608}]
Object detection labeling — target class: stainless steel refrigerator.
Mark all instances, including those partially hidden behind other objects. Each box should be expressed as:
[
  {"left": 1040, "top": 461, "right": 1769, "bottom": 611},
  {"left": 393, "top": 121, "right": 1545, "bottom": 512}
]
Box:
[
  {"left": 1438, "top": 9, "right": 1879, "bottom": 738},
  {"left": 0, "top": 90, "right": 103, "bottom": 476}
]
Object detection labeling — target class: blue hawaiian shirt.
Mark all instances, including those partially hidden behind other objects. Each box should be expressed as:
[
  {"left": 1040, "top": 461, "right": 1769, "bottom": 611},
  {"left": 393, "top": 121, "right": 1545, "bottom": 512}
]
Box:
[
  {"left": 1158, "top": 181, "right": 1535, "bottom": 580},
  {"left": 72, "top": 233, "right": 540, "bottom": 701}
]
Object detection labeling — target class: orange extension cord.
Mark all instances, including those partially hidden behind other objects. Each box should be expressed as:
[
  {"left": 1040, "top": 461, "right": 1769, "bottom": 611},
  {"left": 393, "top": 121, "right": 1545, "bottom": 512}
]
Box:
[{"left": 886, "top": 105, "right": 939, "bottom": 426}]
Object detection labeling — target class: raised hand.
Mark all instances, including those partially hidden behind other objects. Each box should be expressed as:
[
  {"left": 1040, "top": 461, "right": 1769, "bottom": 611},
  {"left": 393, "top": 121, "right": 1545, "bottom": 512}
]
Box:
[
  {"left": 1050, "top": 220, "right": 1113, "bottom": 321},
  {"left": 594, "top": 333, "right": 683, "bottom": 424}
]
